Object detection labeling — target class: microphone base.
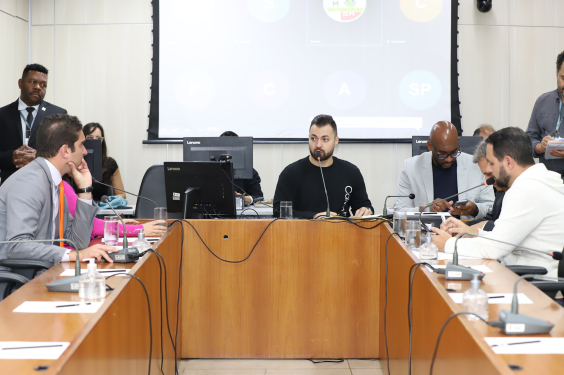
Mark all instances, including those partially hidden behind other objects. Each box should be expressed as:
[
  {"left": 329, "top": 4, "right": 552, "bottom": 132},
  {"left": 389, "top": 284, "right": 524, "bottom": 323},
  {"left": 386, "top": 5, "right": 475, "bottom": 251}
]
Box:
[
  {"left": 444, "top": 262, "right": 485, "bottom": 281},
  {"left": 498, "top": 309, "right": 554, "bottom": 335},
  {"left": 108, "top": 247, "right": 140, "bottom": 263},
  {"left": 45, "top": 275, "right": 81, "bottom": 292}
]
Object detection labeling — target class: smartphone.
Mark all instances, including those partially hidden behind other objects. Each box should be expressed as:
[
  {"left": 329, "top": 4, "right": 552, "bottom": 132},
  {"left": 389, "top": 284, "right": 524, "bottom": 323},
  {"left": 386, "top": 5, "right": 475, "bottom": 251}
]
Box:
[{"left": 453, "top": 200, "right": 468, "bottom": 208}]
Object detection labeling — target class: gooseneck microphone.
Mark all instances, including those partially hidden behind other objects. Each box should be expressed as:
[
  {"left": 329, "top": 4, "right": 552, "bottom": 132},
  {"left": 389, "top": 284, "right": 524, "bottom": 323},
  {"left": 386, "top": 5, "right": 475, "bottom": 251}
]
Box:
[
  {"left": 101, "top": 195, "right": 139, "bottom": 263},
  {"left": 315, "top": 151, "right": 331, "bottom": 218},
  {"left": 383, "top": 194, "right": 415, "bottom": 215},
  {"left": 93, "top": 178, "right": 157, "bottom": 207},
  {"left": 494, "top": 273, "right": 564, "bottom": 335},
  {"left": 0, "top": 238, "right": 81, "bottom": 292},
  {"left": 418, "top": 177, "right": 495, "bottom": 224}
]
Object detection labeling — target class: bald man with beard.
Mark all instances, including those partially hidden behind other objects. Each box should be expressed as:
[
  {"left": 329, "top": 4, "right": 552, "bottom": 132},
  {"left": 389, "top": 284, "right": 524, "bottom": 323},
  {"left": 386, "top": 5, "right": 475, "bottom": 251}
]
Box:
[{"left": 394, "top": 121, "right": 495, "bottom": 220}]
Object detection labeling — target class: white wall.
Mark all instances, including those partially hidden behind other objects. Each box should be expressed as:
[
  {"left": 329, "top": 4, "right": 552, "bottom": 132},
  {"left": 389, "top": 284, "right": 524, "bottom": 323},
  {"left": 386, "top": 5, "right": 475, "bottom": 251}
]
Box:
[{"left": 19, "top": 0, "right": 564, "bottom": 214}]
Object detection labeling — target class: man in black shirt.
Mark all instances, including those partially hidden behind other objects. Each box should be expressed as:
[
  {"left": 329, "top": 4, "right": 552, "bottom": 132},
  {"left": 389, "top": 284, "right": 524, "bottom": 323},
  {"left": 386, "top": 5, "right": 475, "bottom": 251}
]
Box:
[{"left": 273, "top": 114, "right": 373, "bottom": 219}]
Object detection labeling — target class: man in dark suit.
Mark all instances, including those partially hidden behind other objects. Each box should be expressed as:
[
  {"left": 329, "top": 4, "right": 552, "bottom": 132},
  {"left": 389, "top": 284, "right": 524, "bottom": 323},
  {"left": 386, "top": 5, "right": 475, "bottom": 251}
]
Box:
[{"left": 0, "top": 64, "right": 67, "bottom": 184}]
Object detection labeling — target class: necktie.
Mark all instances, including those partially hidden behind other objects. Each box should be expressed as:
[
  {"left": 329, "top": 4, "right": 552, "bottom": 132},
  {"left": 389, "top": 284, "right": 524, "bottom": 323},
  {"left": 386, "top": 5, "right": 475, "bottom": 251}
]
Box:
[
  {"left": 58, "top": 182, "right": 65, "bottom": 247},
  {"left": 25, "top": 107, "right": 34, "bottom": 139}
]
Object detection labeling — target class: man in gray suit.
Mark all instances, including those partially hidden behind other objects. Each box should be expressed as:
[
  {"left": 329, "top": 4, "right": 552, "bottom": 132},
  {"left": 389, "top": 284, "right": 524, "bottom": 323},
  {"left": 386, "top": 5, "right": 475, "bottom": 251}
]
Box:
[
  {"left": 394, "top": 121, "right": 494, "bottom": 220},
  {"left": 0, "top": 114, "right": 117, "bottom": 266}
]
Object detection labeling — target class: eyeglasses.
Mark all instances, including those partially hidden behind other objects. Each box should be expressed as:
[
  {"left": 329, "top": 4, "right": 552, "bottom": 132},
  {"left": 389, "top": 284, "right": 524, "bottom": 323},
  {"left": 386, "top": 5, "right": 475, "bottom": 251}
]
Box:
[
  {"left": 431, "top": 141, "right": 461, "bottom": 159},
  {"left": 86, "top": 136, "right": 104, "bottom": 142}
]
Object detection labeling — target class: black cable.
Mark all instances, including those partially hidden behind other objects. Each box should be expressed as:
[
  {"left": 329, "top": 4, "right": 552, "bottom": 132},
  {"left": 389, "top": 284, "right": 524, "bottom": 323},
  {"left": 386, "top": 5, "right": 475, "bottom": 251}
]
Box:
[
  {"left": 147, "top": 248, "right": 178, "bottom": 374},
  {"left": 307, "top": 359, "right": 344, "bottom": 363},
  {"left": 407, "top": 262, "right": 437, "bottom": 375},
  {"left": 384, "top": 232, "right": 399, "bottom": 375},
  {"left": 175, "top": 218, "right": 279, "bottom": 263},
  {"left": 106, "top": 273, "right": 152, "bottom": 375},
  {"left": 429, "top": 312, "right": 493, "bottom": 375},
  {"left": 239, "top": 208, "right": 259, "bottom": 218},
  {"left": 174, "top": 222, "right": 184, "bottom": 375}
]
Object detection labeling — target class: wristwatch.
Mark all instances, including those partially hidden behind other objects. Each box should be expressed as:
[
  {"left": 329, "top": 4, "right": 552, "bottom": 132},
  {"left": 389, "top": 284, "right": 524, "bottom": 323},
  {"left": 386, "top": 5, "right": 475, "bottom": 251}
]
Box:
[
  {"left": 471, "top": 206, "right": 480, "bottom": 217},
  {"left": 77, "top": 186, "right": 94, "bottom": 194}
]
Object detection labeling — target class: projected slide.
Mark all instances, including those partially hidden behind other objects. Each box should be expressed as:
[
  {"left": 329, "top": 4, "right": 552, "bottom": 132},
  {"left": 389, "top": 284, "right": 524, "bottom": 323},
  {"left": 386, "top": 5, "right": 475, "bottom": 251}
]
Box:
[{"left": 158, "top": 0, "right": 451, "bottom": 140}]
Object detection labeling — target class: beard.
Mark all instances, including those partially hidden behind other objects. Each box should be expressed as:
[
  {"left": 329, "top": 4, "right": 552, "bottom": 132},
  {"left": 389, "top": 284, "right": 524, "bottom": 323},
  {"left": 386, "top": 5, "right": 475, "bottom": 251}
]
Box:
[
  {"left": 494, "top": 165, "right": 510, "bottom": 189},
  {"left": 310, "top": 147, "right": 334, "bottom": 162}
]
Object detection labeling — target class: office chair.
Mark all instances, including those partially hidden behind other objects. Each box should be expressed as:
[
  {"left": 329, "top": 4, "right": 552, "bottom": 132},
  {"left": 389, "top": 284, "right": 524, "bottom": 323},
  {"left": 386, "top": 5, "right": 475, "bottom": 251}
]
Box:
[
  {"left": 0, "top": 271, "right": 29, "bottom": 301},
  {"left": 135, "top": 164, "right": 182, "bottom": 219},
  {"left": 0, "top": 260, "right": 50, "bottom": 302},
  {"left": 506, "top": 261, "right": 564, "bottom": 300}
]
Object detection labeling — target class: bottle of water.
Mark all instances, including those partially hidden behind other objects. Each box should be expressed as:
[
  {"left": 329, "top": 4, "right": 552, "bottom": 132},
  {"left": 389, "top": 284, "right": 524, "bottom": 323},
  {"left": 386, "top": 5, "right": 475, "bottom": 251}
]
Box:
[
  {"left": 462, "top": 274, "right": 488, "bottom": 321},
  {"left": 132, "top": 229, "right": 152, "bottom": 253},
  {"left": 79, "top": 259, "right": 106, "bottom": 300},
  {"left": 419, "top": 231, "right": 438, "bottom": 265}
]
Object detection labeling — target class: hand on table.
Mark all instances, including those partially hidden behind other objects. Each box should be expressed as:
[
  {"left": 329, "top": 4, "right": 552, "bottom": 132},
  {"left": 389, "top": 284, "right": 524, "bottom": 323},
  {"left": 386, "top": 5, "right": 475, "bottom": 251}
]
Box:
[
  {"left": 69, "top": 244, "right": 118, "bottom": 263},
  {"left": 353, "top": 207, "right": 372, "bottom": 217},
  {"left": 142, "top": 220, "right": 167, "bottom": 237}
]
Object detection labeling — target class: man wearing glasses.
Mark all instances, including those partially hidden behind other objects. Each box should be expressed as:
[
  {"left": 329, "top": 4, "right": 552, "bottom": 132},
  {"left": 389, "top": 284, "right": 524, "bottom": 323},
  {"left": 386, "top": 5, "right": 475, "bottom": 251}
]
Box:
[{"left": 394, "top": 121, "right": 494, "bottom": 220}]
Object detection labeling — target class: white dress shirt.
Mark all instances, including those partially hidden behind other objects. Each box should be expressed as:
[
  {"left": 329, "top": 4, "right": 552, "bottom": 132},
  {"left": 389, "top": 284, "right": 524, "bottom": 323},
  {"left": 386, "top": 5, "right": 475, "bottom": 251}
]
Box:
[
  {"left": 44, "top": 160, "right": 92, "bottom": 262},
  {"left": 18, "top": 98, "right": 39, "bottom": 145}
]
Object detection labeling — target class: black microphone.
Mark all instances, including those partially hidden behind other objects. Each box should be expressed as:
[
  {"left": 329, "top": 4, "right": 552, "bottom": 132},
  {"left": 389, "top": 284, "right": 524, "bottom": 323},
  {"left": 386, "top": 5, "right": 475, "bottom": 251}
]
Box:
[
  {"left": 383, "top": 194, "right": 415, "bottom": 215},
  {"left": 418, "top": 177, "right": 495, "bottom": 224},
  {"left": 101, "top": 195, "right": 139, "bottom": 263},
  {"left": 0, "top": 238, "right": 82, "bottom": 292},
  {"left": 93, "top": 178, "right": 157, "bottom": 207},
  {"left": 315, "top": 151, "right": 331, "bottom": 218}
]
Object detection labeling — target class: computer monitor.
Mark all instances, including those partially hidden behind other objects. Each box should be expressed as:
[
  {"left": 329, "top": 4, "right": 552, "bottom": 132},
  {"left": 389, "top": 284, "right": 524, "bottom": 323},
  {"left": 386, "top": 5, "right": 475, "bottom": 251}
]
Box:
[
  {"left": 163, "top": 161, "right": 236, "bottom": 219},
  {"left": 183, "top": 137, "right": 253, "bottom": 179},
  {"left": 83, "top": 139, "right": 102, "bottom": 182},
  {"left": 411, "top": 136, "right": 483, "bottom": 157}
]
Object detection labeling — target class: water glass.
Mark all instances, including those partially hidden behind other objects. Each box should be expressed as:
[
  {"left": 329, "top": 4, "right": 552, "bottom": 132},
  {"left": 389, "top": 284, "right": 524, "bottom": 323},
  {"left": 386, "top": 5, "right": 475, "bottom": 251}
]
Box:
[
  {"left": 405, "top": 220, "right": 421, "bottom": 250},
  {"left": 154, "top": 207, "right": 168, "bottom": 235},
  {"left": 280, "top": 201, "right": 292, "bottom": 219},
  {"left": 393, "top": 211, "right": 407, "bottom": 237},
  {"left": 104, "top": 216, "right": 119, "bottom": 246}
]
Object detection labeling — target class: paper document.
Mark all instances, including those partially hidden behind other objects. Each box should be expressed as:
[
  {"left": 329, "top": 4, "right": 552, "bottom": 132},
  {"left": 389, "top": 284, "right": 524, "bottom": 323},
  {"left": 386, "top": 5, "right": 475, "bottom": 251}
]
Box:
[
  {"left": 449, "top": 293, "right": 533, "bottom": 304},
  {"left": 14, "top": 301, "right": 103, "bottom": 314},
  {"left": 0, "top": 342, "right": 69, "bottom": 359},
  {"left": 545, "top": 138, "right": 564, "bottom": 160},
  {"left": 59, "top": 269, "right": 130, "bottom": 277},
  {"left": 485, "top": 337, "right": 564, "bottom": 354},
  {"left": 432, "top": 264, "right": 493, "bottom": 273}
]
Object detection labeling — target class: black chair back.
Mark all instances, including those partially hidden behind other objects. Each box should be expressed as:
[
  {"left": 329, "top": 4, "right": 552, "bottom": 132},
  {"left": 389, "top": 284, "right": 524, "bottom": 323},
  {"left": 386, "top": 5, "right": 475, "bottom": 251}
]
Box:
[{"left": 135, "top": 165, "right": 182, "bottom": 219}]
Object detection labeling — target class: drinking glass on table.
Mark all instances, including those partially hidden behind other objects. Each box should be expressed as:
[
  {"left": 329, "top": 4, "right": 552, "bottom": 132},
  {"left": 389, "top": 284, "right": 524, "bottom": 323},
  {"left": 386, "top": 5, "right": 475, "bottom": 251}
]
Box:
[
  {"left": 405, "top": 220, "right": 421, "bottom": 250},
  {"left": 393, "top": 211, "right": 407, "bottom": 237},
  {"left": 280, "top": 201, "right": 292, "bottom": 219},
  {"left": 154, "top": 207, "right": 168, "bottom": 236},
  {"left": 104, "top": 216, "right": 119, "bottom": 246}
]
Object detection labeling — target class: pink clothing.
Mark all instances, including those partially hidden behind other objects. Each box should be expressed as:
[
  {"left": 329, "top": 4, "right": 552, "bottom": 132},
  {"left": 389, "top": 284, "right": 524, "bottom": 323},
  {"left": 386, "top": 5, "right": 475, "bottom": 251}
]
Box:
[{"left": 63, "top": 181, "right": 143, "bottom": 238}]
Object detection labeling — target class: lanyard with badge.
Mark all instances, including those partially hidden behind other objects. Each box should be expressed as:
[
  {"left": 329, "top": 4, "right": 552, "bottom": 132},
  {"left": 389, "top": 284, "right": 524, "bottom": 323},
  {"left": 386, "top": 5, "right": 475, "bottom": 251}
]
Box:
[
  {"left": 19, "top": 111, "right": 34, "bottom": 146},
  {"left": 556, "top": 100, "right": 564, "bottom": 138}
]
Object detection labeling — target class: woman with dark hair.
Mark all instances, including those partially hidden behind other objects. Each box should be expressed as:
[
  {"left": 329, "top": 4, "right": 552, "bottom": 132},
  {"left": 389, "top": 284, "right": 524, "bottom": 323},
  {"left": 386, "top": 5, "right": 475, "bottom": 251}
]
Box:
[{"left": 83, "top": 123, "right": 126, "bottom": 200}]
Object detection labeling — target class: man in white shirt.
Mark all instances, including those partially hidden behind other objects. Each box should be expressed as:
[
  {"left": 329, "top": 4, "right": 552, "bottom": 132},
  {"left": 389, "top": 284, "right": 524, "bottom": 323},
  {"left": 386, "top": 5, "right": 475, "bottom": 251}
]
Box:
[
  {"left": 432, "top": 127, "right": 564, "bottom": 277},
  {"left": 0, "top": 114, "right": 116, "bottom": 266}
]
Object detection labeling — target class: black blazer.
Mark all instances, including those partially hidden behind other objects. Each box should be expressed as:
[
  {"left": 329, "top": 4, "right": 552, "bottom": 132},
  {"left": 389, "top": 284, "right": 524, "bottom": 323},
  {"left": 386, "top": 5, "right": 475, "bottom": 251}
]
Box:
[
  {"left": 0, "top": 99, "right": 67, "bottom": 183},
  {"left": 466, "top": 191, "right": 505, "bottom": 230}
]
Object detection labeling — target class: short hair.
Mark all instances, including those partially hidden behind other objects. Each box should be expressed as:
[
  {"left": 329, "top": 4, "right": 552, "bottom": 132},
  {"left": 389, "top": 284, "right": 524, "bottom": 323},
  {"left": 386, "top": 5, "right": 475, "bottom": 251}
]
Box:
[
  {"left": 484, "top": 127, "right": 534, "bottom": 167},
  {"left": 22, "top": 64, "right": 48, "bottom": 79},
  {"left": 473, "top": 124, "right": 495, "bottom": 137},
  {"left": 37, "top": 114, "right": 83, "bottom": 158},
  {"left": 558, "top": 51, "right": 564, "bottom": 71},
  {"left": 220, "top": 131, "right": 238, "bottom": 137},
  {"left": 310, "top": 114, "right": 337, "bottom": 135},
  {"left": 472, "top": 140, "right": 488, "bottom": 163}
]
